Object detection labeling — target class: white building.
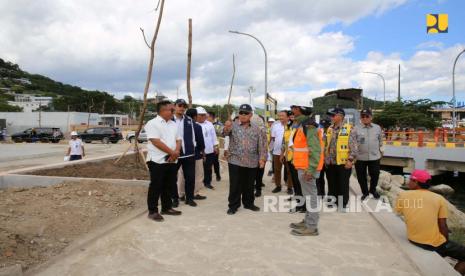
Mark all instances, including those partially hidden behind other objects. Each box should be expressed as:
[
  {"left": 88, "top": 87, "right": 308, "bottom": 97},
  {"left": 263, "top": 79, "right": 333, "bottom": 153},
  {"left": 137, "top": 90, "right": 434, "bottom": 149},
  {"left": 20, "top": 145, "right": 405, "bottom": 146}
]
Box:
[
  {"left": 0, "top": 112, "right": 129, "bottom": 135},
  {"left": 7, "top": 94, "right": 53, "bottom": 112}
]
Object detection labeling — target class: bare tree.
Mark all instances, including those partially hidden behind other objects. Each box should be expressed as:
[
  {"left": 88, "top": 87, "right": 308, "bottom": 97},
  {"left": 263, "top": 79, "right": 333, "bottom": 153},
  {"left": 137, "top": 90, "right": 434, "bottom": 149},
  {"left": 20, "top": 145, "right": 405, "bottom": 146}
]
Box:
[
  {"left": 227, "top": 54, "right": 236, "bottom": 120},
  {"left": 115, "top": 0, "right": 166, "bottom": 166},
  {"left": 186, "top": 18, "right": 193, "bottom": 107}
]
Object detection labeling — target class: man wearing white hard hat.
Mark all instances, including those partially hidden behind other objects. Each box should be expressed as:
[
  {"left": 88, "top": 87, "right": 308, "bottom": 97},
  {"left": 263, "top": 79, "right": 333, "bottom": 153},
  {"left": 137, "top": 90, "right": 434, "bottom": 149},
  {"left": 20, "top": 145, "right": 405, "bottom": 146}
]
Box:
[
  {"left": 196, "top": 106, "right": 219, "bottom": 190},
  {"left": 66, "top": 131, "right": 85, "bottom": 161}
]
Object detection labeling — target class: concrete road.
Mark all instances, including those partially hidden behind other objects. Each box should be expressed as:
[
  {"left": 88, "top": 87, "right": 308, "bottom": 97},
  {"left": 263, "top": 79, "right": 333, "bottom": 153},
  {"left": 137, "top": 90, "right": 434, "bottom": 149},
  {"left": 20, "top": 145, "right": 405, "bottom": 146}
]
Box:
[
  {"left": 36, "top": 168, "right": 421, "bottom": 276},
  {"left": 0, "top": 141, "right": 133, "bottom": 172}
]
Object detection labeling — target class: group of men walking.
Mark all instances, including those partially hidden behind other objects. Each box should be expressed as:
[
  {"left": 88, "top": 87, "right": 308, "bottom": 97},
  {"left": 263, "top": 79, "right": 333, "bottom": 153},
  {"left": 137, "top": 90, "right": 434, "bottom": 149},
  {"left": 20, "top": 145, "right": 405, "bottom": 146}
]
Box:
[
  {"left": 145, "top": 99, "right": 221, "bottom": 221},
  {"left": 144, "top": 99, "right": 384, "bottom": 236}
]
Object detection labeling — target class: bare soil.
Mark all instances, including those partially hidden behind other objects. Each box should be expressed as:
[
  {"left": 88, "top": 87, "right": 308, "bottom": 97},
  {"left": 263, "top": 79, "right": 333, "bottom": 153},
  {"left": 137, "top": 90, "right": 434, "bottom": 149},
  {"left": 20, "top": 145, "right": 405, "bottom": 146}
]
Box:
[
  {"left": 0, "top": 180, "right": 147, "bottom": 271},
  {"left": 29, "top": 154, "right": 149, "bottom": 180}
]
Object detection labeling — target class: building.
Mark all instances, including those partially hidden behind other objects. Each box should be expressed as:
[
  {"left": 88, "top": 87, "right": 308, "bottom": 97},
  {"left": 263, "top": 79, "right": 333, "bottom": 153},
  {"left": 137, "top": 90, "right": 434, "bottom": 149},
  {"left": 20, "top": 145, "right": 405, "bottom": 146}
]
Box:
[
  {"left": 0, "top": 112, "right": 129, "bottom": 134},
  {"left": 7, "top": 94, "right": 53, "bottom": 112}
]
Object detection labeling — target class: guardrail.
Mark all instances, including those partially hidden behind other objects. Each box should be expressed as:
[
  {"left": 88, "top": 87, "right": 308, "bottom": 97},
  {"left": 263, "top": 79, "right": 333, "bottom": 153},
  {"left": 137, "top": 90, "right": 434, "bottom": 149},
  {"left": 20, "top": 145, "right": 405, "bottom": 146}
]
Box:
[{"left": 384, "top": 129, "right": 465, "bottom": 148}]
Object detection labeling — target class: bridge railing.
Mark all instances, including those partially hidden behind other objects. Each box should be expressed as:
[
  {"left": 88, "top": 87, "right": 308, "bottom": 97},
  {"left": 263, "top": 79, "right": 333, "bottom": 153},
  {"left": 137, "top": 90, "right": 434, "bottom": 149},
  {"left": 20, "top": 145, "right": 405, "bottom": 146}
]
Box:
[{"left": 384, "top": 128, "right": 465, "bottom": 148}]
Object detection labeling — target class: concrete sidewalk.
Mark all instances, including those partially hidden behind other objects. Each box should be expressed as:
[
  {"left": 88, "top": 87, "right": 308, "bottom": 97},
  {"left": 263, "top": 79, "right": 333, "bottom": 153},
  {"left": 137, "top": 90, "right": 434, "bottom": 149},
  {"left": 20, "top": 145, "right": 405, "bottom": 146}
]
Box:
[{"left": 33, "top": 167, "right": 421, "bottom": 276}]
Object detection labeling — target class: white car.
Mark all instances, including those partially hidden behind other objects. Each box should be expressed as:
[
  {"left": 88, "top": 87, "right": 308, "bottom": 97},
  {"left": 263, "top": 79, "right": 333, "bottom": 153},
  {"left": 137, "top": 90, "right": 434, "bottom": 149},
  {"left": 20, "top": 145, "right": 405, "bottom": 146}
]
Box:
[{"left": 126, "top": 129, "right": 147, "bottom": 143}]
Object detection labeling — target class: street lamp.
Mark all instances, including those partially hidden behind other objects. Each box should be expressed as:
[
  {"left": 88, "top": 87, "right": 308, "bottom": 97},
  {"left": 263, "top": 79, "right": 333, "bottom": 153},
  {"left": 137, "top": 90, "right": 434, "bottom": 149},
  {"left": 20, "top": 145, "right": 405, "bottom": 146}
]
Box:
[
  {"left": 229, "top": 30, "right": 268, "bottom": 118},
  {"left": 248, "top": 86, "right": 255, "bottom": 106},
  {"left": 363, "top": 71, "right": 386, "bottom": 108},
  {"left": 452, "top": 49, "right": 465, "bottom": 141}
]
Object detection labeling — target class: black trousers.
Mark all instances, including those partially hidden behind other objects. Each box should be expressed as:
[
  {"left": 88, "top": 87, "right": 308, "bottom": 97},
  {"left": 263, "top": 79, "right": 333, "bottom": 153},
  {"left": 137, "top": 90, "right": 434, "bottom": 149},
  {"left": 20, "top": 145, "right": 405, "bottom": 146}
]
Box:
[
  {"left": 288, "top": 162, "right": 301, "bottom": 196},
  {"left": 228, "top": 163, "right": 257, "bottom": 210},
  {"left": 355, "top": 159, "right": 381, "bottom": 196},
  {"left": 213, "top": 153, "right": 221, "bottom": 178},
  {"left": 316, "top": 165, "right": 326, "bottom": 196},
  {"left": 69, "top": 155, "right": 82, "bottom": 161},
  {"left": 255, "top": 167, "right": 265, "bottom": 192},
  {"left": 173, "top": 156, "right": 196, "bottom": 201},
  {"left": 147, "top": 161, "right": 176, "bottom": 213},
  {"left": 203, "top": 153, "right": 215, "bottom": 185},
  {"left": 326, "top": 164, "right": 351, "bottom": 208}
]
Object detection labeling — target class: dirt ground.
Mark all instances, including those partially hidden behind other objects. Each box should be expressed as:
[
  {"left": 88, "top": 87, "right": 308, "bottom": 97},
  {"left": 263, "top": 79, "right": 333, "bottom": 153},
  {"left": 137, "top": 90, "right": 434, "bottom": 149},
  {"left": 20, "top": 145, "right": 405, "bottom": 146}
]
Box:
[
  {"left": 0, "top": 180, "right": 147, "bottom": 272},
  {"left": 29, "top": 154, "right": 150, "bottom": 180}
]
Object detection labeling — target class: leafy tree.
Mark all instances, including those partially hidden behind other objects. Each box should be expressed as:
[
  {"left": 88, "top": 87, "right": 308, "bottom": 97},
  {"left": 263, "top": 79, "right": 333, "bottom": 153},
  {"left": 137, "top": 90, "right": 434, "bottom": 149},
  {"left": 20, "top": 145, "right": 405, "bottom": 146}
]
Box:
[{"left": 373, "top": 99, "right": 444, "bottom": 129}]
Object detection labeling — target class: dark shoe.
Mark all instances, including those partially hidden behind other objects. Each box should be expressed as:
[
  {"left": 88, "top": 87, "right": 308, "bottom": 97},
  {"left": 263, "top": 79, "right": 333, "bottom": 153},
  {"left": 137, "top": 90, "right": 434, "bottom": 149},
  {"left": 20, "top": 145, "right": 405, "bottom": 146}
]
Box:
[
  {"left": 267, "top": 170, "right": 273, "bottom": 176},
  {"left": 194, "top": 194, "right": 207, "bottom": 200},
  {"left": 179, "top": 195, "right": 186, "bottom": 201},
  {"left": 244, "top": 205, "right": 260, "bottom": 212},
  {"left": 261, "top": 182, "right": 265, "bottom": 187},
  {"left": 272, "top": 187, "right": 282, "bottom": 193},
  {"left": 216, "top": 175, "right": 221, "bottom": 182},
  {"left": 287, "top": 188, "right": 293, "bottom": 195},
  {"left": 371, "top": 191, "right": 381, "bottom": 199},
  {"left": 186, "top": 200, "right": 197, "bottom": 207},
  {"left": 148, "top": 212, "right": 164, "bottom": 221},
  {"left": 161, "top": 209, "right": 182, "bottom": 216},
  {"left": 361, "top": 194, "right": 369, "bottom": 201},
  {"left": 255, "top": 190, "right": 262, "bottom": 197},
  {"left": 227, "top": 208, "right": 237, "bottom": 215},
  {"left": 205, "top": 184, "right": 215, "bottom": 190}
]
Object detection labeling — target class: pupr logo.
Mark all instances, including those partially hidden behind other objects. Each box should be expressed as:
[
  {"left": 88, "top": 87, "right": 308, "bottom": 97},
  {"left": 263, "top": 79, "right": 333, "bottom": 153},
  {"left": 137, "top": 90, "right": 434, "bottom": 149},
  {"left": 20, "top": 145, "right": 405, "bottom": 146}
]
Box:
[{"left": 427, "top": 14, "right": 448, "bottom": 34}]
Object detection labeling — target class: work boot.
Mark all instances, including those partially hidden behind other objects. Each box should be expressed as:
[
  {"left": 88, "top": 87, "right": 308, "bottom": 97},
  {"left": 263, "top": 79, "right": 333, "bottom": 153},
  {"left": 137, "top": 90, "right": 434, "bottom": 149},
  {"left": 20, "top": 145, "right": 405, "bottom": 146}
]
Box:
[
  {"left": 255, "top": 190, "right": 262, "bottom": 197},
  {"left": 289, "top": 220, "right": 305, "bottom": 230},
  {"left": 291, "top": 227, "right": 319, "bottom": 236},
  {"left": 227, "top": 208, "right": 237, "bottom": 215},
  {"left": 371, "top": 191, "right": 381, "bottom": 199},
  {"left": 216, "top": 175, "right": 221, "bottom": 182},
  {"left": 361, "top": 194, "right": 369, "bottom": 201},
  {"left": 205, "top": 184, "right": 215, "bottom": 190},
  {"left": 272, "top": 187, "right": 281, "bottom": 193}
]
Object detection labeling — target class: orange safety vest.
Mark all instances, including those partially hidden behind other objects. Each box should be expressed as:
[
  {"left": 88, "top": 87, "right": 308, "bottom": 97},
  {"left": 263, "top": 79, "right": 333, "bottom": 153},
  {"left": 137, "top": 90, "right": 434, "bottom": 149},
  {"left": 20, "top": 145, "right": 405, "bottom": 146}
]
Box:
[{"left": 293, "top": 126, "right": 324, "bottom": 171}]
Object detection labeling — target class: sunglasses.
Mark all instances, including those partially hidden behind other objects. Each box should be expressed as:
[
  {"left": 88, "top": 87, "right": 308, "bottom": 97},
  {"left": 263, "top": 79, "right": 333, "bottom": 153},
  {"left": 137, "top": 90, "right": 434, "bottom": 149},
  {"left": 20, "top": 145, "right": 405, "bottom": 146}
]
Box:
[
  {"left": 239, "top": 111, "right": 251, "bottom": 116},
  {"left": 361, "top": 115, "right": 371, "bottom": 118}
]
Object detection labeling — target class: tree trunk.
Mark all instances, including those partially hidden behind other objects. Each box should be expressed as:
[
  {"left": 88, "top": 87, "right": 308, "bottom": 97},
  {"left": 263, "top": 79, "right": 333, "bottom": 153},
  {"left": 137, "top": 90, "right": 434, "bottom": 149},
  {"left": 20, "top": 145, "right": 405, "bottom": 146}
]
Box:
[
  {"left": 186, "top": 18, "right": 193, "bottom": 108},
  {"left": 227, "top": 54, "right": 236, "bottom": 120}
]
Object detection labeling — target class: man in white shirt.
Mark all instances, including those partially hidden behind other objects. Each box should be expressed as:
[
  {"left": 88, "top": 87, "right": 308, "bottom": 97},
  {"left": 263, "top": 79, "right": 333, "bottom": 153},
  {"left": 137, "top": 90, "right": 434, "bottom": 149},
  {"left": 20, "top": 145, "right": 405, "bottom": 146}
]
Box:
[
  {"left": 145, "top": 100, "right": 182, "bottom": 222},
  {"left": 271, "top": 111, "right": 291, "bottom": 194},
  {"left": 66, "top": 131, "right": 85, "bottom": 161},
  {"left": 196, "top": 106, "right": 218, "bottom": 190}
]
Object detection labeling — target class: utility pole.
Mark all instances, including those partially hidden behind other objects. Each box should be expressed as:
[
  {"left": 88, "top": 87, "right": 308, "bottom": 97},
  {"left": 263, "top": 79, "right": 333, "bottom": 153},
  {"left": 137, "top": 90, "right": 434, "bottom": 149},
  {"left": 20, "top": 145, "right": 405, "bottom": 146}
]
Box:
[
  {"left": 398, "top": 64, "right": 401, "bottom": 102},
  {"left": 38, "top": 99, "right": 42, "bottom": 127}
]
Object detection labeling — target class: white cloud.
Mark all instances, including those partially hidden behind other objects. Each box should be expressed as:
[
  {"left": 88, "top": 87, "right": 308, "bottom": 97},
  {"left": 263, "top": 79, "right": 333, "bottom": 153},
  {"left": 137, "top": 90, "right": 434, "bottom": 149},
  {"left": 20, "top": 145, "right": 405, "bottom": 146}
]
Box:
[{"left": 1, "top": 0, "right": 464, "bottom": 110}]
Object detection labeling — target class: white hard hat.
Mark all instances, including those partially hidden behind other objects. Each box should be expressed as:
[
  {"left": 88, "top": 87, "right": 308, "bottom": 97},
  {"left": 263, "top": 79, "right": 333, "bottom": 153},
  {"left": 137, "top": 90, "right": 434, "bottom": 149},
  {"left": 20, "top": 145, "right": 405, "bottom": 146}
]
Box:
[
  {"left": 196, "top": 106, "right": 207, "bottom": 114},
  {"left": 268, "top": 118, "right": 276, "bottom": 122},
  {"left": 70, "top": 131, "right": 78, "bottom": 136}
]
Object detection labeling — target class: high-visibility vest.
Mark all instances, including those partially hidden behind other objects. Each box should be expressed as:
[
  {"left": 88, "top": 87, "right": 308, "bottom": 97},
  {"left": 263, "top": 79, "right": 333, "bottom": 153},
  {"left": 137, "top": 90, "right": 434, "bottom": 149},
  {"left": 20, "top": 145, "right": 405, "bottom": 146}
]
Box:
[
  {"left": 293, "top": 126, "right": 324, "bottom": 171},
  {"left": 325, "top": 124, "right": 352, "bottom": 165}
]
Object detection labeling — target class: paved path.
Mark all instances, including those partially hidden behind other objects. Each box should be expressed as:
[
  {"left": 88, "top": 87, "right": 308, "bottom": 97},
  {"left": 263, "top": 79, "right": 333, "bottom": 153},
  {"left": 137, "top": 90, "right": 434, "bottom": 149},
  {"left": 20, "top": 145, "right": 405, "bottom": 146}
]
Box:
[
  {"left": 0, "top": 142, "right": 130, "bottom": 172},
  {"left": 35, "top": 165, "right": 420, "bottom": 276}
]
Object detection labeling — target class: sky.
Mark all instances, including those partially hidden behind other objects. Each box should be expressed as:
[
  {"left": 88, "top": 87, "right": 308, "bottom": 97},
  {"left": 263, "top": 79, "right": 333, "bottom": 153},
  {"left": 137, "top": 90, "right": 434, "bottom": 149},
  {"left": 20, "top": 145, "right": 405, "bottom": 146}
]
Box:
[{"left": 1, "top": 0, "right": 464, "bottom": 109}]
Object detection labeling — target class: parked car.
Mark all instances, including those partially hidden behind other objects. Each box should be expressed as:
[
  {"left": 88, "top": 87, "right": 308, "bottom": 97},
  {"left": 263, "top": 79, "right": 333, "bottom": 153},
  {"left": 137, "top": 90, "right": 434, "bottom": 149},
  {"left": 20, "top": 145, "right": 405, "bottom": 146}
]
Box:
[
  {"left": 125, "top": 129, "right": 148, "bottom": 143},
  {"left": 11, "top": 127, "right": 64, "bottom": 143},
  {"left": 79, "top": 127, "right": 123, "bottom": 144}
]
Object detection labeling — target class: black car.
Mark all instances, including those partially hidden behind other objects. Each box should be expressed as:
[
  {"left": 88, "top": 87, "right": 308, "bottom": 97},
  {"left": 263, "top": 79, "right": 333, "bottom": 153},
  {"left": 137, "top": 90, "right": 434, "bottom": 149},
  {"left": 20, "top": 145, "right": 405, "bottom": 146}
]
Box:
[
  {"left": 12, "top": 127, "right": 64, "bottom": 143},
  {"left": 79, "top": 127, "right": 123, "bottom": 144}
]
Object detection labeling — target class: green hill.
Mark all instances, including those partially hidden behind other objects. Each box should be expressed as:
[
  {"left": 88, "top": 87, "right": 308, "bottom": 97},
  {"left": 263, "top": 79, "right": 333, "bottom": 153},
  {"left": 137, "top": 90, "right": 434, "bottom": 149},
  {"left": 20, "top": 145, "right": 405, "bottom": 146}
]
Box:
[{"left": 0, "top": 58, "right": 133, "bottom": 114}]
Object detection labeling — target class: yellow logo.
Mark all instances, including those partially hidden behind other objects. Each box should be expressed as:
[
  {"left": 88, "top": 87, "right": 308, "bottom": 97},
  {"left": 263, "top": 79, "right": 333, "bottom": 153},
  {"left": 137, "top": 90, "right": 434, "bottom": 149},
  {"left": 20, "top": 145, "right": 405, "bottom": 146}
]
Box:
[{"left": 427, "top": 14, "right": 448, "bottom": 33}]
